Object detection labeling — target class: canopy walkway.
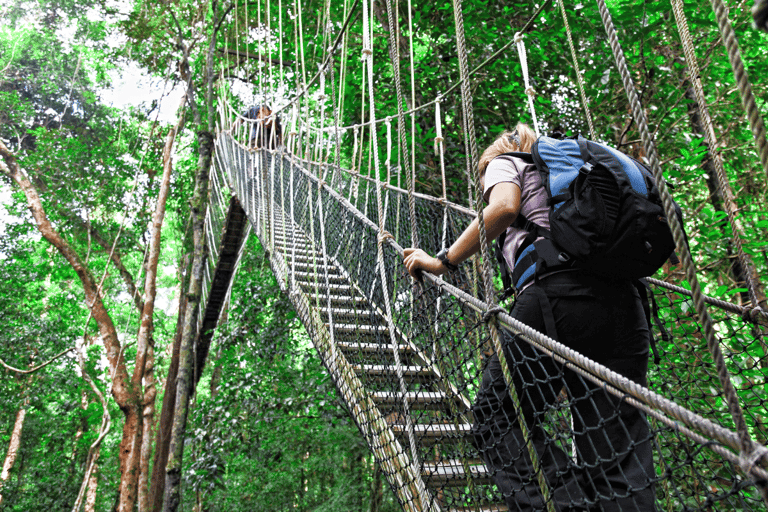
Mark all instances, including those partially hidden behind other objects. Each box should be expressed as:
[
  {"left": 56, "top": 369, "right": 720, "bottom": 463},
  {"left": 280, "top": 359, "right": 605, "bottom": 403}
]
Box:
[
  {"left": 191, "top": 0, "right": 768, "bottom": 510},
  {"left": 195, "top": 129, "right": 768, "bottom": 511}
]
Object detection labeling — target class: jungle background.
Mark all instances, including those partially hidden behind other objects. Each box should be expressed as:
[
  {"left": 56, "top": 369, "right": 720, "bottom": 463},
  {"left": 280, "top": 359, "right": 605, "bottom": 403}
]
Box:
[{"left": 0, "top": 0, "right": 766, "bottom": 510}]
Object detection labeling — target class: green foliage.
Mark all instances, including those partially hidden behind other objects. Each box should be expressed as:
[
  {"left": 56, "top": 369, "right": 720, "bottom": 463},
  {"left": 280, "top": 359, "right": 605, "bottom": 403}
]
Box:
[
  {"left": 1, "top": 0, "right": 768, "bottom": 509},
  {"left": 182, "top": 237, "right": 399, "bottom": 511}
]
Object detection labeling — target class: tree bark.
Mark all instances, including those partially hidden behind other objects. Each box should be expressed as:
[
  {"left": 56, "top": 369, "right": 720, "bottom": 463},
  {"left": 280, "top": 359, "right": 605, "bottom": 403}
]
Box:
[
  {"left": 137, "top": 98, "right": 187, "bottom": 512},
  {"left": 162, "top": 128, "right": 214, "bottom": 512},
  {"left": 0, "top": 399, "right": 28, "bottom": 506},
  {"left": 369, "top": 461, "right": 382, "bottom": 512},
  {"left": 85, "top": 447, "right": 100, "bottom": 512},
  {"left": 162, "top": 3, "right": 219, "bottom": 508},
  {"left": 149, "top": 256, "right": 189, "bottom": 512},
  {"left": 0, "top": 140, "right": 143, "bottom": 512}
]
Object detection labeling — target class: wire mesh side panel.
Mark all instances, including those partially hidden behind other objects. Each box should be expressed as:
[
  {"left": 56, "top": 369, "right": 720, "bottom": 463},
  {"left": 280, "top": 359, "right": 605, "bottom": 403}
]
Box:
[
  {"left": 211, "top": 134, "right": 768, "bottom": 512},
  {"left": 199, "top": 135, "right": 232, "bottom": 323},
  {"left": 647, "top": 283, "right": 768, "bottom": 510},
  {"left": 216, "top": 136, "right": 434, "bottom": 512}
]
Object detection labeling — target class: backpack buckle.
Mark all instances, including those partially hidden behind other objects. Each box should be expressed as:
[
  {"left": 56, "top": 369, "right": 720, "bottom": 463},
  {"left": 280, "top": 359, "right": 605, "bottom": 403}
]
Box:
[{"left": 579, "top": 162, "right": 594, "bottom": 174}]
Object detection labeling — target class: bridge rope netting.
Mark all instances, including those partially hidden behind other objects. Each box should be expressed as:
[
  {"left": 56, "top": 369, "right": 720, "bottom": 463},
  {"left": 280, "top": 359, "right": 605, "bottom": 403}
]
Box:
[{"left": 198, "top": 0, "right": 768, "bottom": 510}]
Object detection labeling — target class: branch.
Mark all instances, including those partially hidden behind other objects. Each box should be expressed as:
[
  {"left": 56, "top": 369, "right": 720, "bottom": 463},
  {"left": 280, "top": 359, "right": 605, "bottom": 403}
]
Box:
[
  {"left": 0, "top": 141, "right": 133, "bottom": 406},
  {"left": 214, "top": 1, "right": 236, "bottom": 33},
  {"left": 0, "top": 347, "right": 74, "bottom": 375},
  {"left": 217, "top": 48, "right": 294, "bottom": 68},
  {"left": 133, "top": 103, "right": 186, "bottom": 387}
]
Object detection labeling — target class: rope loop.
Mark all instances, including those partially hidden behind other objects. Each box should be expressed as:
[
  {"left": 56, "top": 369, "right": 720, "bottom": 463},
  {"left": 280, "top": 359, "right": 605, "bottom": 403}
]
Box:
[
  {"left": 377, "top": 231, "right": 394, "bottom": 244},
  {"left": 437, "top": 197, "right": 447, "bottom": 205},
  {"left": 742, "top": 306, "right": 768, "bottom": 325},
  {"left": 482, "top": 306, "right": 506, "bottom": 324},
  {"left": 739, "top": 445, "right": 768, "bottom": 477},
  {"left": 361, "top": 48, "right": 373, "bottom": 58},
  {"left": 525, "top": 86, "right": 536, "bottom": 97},
  {"left": 514, "top": 32, "right": 524, "bottom": 43}
]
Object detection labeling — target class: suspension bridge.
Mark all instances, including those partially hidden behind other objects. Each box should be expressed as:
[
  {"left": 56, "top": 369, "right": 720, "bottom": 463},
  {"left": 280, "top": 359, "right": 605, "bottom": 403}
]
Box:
[{"left": 192, "top": 0, "right": 768, "bottom": 510}]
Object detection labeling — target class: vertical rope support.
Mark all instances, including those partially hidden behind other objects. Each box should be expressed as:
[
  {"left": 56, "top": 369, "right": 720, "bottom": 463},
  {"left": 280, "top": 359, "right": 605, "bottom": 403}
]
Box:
[
  {"left": 670, "top": 0, "right": 767, "bottom": 312},
  {"left": 708, "top": 0, "right": 768, "bottom": 182},
  {"left": 452, "top": 0, "right": 555, "bottom": 509},
  {"left": 595, "top": 0, "right": 768, "bottom": 503},
  {"left": 383, "top": 0, "right": 419, "bottom": 250},
  {"left": 406, "top": 0, "right": 417, "bottom": 204},
  {"left": 558, "top": 0, "right": 596, "bottom": 140},
  {"left": 514, "top": 32, "right": 541, "bottom": 137},
  {"left": 366, "top": 2, "right": 432, "bottom": 509}
]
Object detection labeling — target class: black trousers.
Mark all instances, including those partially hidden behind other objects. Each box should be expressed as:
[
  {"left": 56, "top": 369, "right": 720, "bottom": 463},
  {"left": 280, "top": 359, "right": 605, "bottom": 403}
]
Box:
[{"left": 471, "top": 272, "right": 657, "bottom": 512}]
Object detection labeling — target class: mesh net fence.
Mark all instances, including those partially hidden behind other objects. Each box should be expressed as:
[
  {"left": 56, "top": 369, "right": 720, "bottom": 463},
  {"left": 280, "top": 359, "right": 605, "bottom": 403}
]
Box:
[{"left": 205, "top": 131, "right": 768, "bottom": 512}]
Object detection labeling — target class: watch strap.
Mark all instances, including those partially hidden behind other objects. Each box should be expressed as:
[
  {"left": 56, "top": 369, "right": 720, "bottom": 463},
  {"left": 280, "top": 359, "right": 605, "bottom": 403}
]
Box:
[{"left": 437, "top": 248, "right": 459, "bottom": 272}]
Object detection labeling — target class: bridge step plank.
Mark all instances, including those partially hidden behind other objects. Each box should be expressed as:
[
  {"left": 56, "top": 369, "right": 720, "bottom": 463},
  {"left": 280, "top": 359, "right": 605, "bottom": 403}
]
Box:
[
  {"left": 421, "top": 460, "right": 492, "bottom": 486},
  {"left": 371, "top": 392, "right": 463, "bottom": 411},
  {"left": 354, "top": 364, "right": 437, "bottom": 381},
  {"left": 391, "top": 423, "right": 472, "bottom": 439},
  {"left": 337, "top": 341, "right": 411, "bottom": 353}
]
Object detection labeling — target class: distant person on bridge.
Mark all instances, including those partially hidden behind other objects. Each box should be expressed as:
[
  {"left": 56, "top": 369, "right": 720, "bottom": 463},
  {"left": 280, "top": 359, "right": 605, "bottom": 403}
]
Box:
[
  {"left": 402, "top": 124, "right": 656, "bottom": 512},
  {"left": 237, "top": 104, "right": 282, "bottom": 149}
]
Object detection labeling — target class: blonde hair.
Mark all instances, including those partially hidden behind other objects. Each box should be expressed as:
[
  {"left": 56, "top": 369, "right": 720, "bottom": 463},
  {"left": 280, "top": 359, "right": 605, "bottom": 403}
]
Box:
[{"left": 478, "top": 123, "right": 537, "bottom": 175}]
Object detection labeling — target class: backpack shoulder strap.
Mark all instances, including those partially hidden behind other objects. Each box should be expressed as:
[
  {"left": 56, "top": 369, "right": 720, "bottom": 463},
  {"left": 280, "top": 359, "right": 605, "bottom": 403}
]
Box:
[{"left": 499, "top": 151, "right": 534, "bottom": 163}]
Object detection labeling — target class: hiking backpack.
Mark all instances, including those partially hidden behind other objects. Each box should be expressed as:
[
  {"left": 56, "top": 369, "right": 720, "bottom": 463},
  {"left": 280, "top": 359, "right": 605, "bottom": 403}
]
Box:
[{"left": 497, "top": 134, "right": 681, "bottom": 295}]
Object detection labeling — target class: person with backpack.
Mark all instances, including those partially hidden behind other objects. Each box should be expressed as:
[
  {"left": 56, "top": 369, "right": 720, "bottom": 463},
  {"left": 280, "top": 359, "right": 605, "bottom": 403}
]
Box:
[
  {"left": 237, "top": 104, "right": 283, "bottom": 149},
  {"left": 403, "top": 124, "right": 659, "bottom": 511}
]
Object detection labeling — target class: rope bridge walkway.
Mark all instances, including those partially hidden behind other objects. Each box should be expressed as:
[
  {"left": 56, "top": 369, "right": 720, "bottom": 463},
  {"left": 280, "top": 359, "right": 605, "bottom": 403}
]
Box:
[
  {"left": 192, "top": 0, "right": 768, "bottom": 509},
  {"left": 197, "top": 129, "right": 768, "bottom": 511}
]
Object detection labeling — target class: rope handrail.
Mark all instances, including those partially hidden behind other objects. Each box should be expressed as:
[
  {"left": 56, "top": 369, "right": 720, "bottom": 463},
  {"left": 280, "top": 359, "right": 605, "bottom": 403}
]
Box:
[
  {"left": 595, "top": 0, "right": 768, "bottom": 503},
  {"left": 252, "top": 146, "right": 768, "bottom": 326},
  {"left": 208, "top": 0, "right": 768, "bottom": 507},
  {"left": 272, "top": 0, "right": 554, "bottom": 135},
  {"left": 241, "top": 139, "right": 768, "bottom": 487}
]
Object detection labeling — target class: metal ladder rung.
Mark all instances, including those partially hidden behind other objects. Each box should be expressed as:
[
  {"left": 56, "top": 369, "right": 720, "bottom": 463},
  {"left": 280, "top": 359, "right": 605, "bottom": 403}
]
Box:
[
  {"left": 421, "top": 460, "right": 493, "bottom": 486},
  {"left": 371, "top": 391, "right": 460, "bottom": 410}
]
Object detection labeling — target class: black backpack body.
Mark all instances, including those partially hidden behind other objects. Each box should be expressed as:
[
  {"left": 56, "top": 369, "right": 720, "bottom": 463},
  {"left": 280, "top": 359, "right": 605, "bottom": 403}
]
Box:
[{"left": 499, "top": 135, "right": 681, "bottom": 294}]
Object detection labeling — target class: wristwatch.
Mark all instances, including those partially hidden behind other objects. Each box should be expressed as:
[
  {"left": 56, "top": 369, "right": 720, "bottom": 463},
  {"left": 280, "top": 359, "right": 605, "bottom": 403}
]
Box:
[{"left": 436, "top": 248, "right": 459, "bottom": 272}]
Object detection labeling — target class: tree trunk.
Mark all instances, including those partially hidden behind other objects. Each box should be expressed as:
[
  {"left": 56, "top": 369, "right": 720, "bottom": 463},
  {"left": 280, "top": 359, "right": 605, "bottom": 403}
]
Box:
[
  {"left": 137, "top": 98, "right": 186, "bottom": 512},
  {"left": 162, "top": 3, "right": 219, "bottom": 507},
  {"left": 162, "top": 127, "right": 214, "bottom": 512},
  {"left": 0, "top": 399, "right": 28, "bottom": 506},
  {"left": 85, "top": 447, "right": 100, "bottom": 512},
  {"left": 149, "top": 256, "right": 189, "bottom": 512},
  {"left": 0, "top": 140, "right": 142, "bottom": 512},
  {"left": 369, "top": 461, "right": 382, "bottom": 512},
  {"left": 138, "top": 342, "right": 158, "bottom": 512}
]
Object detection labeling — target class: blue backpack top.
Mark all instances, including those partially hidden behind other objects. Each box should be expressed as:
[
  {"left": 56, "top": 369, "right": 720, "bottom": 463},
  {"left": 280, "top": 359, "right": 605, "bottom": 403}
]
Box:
[{"left": 499, "top": 134, "right": 680, "bottom": 294}]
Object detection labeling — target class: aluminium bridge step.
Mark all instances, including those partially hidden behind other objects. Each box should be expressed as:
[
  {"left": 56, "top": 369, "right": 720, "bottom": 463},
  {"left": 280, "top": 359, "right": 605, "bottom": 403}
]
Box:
[
  {"left": 390, "top": 422, "right": 472, "bottom": 442},
  {"left": 328, "top": 323, "right": 389, "bottom": 335},
  {"left": 291, "top": 271, "right": 347, "bottom": 283},
  {"left": 320, "top": 306, "right": 375, "bottom": 316},
  {"left": 316, "top": 294, "right": 368, "bottom": 306},
  {"left": 353, "top": 364, "right": 437, "bottom": 381},
  {"left": 289, "top": 260, "right": 340, "bottom": 272},
  {"left": 371, "top": 391, "right": 466, "bottom": 411},
  {"left": 336, "top": 341, "right": 411, "bottom": 354},
  {"left": 299, "top": 282, "right": 352, "bottom": 294},
  {"left": 421, "top": 460, "right": 493, "bottom": 486},
  {"left": 296, "top": 280, "right": 350, "bottom": 292},
  {"left": 273, "top": 242, "right": 317, "bottom": 254}
]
